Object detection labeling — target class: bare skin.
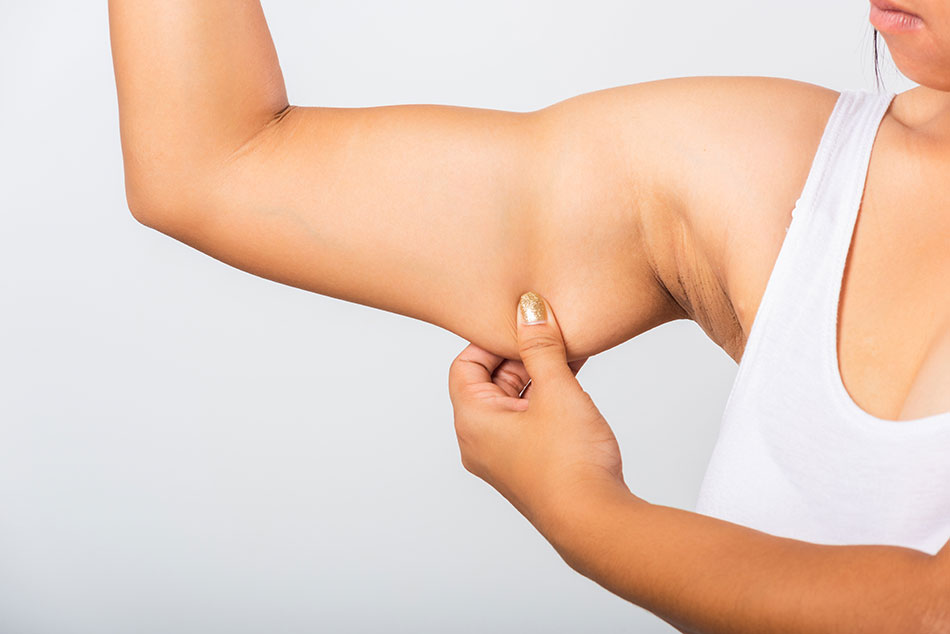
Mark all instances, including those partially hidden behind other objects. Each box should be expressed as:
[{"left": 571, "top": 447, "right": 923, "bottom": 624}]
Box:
[
  {"left": 107, "top": 1, "right": 950, "bottom": 423},
  {"left": 109, "top": 0, "right": 950, "bottom": 630},
  {"left": 830, "top": 86, "right": 950, "bottom": 420},
  {"left": 108, "top": 3, "right": 842, "bottom": 368}
]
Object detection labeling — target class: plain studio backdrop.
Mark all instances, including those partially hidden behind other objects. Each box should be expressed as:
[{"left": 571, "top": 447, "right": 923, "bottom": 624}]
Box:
[{"left": 0, "top": 2, "right": 916, "bottom": 633}]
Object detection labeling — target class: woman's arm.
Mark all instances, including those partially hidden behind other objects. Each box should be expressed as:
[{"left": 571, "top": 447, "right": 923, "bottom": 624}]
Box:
[
  {"left": 448, "top": 293, "right": 950, "bottom": 634},
  {"left": 109, "top": 0, "right": 842, "bottom": 362},
  {"left": 107, "top": 0, "right": 692, "bottom": 362},
  {"left": 551, "top": 490, "right": 948, "bottom": 634}
]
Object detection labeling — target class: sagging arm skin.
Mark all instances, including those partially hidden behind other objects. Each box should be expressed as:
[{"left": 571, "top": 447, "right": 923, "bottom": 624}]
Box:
[{"left": 108, "top": 0, "right": 689, "bottom": 364}]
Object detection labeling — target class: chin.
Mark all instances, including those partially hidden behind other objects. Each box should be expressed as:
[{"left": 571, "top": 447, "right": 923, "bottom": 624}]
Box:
[
  {"left": 893, "top": 59, "right": 950, "bottom": 92},
  {"left": 879, "top": 30, "right": 950, "bottom": 91}
]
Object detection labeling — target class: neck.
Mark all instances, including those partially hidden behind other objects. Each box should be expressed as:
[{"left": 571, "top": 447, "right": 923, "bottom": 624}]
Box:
[{"left": 890, "top": 85, "right": 950, "bottom": 136}]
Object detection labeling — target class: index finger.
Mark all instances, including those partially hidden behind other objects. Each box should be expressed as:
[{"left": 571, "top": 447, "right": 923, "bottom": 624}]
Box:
[{"left": 448, "top": 343, "right": 506, "bottom": 401}]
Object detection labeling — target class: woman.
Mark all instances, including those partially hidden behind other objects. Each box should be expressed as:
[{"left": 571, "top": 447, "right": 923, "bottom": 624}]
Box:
[{"left": 109, "top": 1, "right": 950, "bottom": 631}]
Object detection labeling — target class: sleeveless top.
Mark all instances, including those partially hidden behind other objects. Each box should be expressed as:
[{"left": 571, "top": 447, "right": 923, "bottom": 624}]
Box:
[{"left": 693, "top": 89, "right": 950, "bottom": 556}]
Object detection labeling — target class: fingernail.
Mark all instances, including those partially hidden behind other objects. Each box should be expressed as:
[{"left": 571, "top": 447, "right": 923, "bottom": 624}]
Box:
[{"left": 518, "top": 291, "right": 547, "bottom": 324}]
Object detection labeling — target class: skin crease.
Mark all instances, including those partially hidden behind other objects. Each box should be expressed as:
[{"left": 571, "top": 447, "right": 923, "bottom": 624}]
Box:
[{"left": 107, "top": 1, "right": 950, "bottom": 632}]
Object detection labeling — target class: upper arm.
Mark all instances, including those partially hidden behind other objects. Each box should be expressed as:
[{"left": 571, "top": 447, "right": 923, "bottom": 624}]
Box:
[
  {"left": 111, "top": 2, "right": 846, "bottom": 363},
  {"left": 122, "top": 73, "right": 837, "bottom": 363},
  {"left": 128, "top": 87, "right": 689, "bottom": 362}
]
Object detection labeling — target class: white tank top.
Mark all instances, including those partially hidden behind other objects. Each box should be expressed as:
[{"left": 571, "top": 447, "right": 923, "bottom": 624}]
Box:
[{"left": 693, "top": 89, "right": 950, "bottom": 556}]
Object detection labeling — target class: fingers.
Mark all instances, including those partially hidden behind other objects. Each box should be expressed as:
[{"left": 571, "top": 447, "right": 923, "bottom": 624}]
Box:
[
  {"left": 449, "top": 291, "right": 588, "bottom": 406},
  {"left": 492, "top": 359, "right": 531, "bottom": 398},
  {"left": 448, "top": 343, "right": 506, "bottom": 402}
]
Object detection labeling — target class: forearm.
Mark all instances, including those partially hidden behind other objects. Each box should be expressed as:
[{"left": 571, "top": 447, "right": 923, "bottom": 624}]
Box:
[
  {"left": 544, "top": 486, "right": 947, "bottom": 634},
  {"left": 108, "top": 0, "right": 288, "bottom": 219}
]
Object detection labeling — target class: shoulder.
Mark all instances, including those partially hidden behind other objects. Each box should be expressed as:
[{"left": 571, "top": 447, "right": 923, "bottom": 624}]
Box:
[
  {"left": 530, "top": 76, "right": 841, "bottom": 359},
  {"left": 623, "top": 76, "right": 842, "bottom": 359}
]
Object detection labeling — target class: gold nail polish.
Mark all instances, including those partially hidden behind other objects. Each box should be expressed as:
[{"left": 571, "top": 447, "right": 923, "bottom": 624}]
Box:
[{"left": 519, "top": 291, "right": 547, "bottom": 324}]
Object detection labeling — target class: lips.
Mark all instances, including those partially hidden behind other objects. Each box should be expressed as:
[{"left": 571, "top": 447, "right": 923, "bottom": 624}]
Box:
[{"left": 869, "top": 0, "right": 922, "bottom": 19}]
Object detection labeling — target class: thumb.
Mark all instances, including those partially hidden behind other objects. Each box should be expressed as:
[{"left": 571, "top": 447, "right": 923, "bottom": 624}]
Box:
[{"left": 516, "top": 291, "right": 577, "bottom": 390}]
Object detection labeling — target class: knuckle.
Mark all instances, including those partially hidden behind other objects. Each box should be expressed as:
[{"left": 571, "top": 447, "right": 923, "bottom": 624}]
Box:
[
  {"left": 453, "top": 414, "right": 469, "bottom": 437},
  {"left": 453, "top": 415, "right": 480, "bottom": 447},
  {"left": 456, "top": 438, "right": 479, "bottom": 475},
  {"left": 454, "top": 424, "right": 484, "bottom": 476}
]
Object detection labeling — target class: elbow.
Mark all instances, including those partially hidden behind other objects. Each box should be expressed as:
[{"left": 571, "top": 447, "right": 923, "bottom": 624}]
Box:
[
  {"left": 121, "top": 161, "right": 209, "bottom": 236},
  {"left": 123, "top": 180, "right": 166, "bottom": 229}
]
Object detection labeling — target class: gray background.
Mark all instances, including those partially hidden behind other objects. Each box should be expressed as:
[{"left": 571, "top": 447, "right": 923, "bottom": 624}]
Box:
[{"left": 0, "top": 2, "right": 915, "bottom": 633}]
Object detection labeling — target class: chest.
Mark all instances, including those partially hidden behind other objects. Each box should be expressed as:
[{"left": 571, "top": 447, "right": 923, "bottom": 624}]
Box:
[
  {"left": 730, "top": 123, "right": 950, "bottom": 422},
  {"left": 836, "top": 143, "right": 950, "bottom": 421}
]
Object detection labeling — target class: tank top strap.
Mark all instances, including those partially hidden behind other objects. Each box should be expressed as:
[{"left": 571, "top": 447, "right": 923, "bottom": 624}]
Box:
[
  {"left": 791, "top": 90, "right": 896, "bottom": 227},
  {"left": 792, "top": 89, "right": 897, "bottom": 254}
]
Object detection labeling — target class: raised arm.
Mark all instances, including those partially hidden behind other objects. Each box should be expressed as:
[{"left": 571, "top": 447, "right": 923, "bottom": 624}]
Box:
[
  {"left": 108, "top": 1, "right": 840, "bottom": 363},
  {"left": 108, "top": 0, "right": 702, "bottom": 363}
]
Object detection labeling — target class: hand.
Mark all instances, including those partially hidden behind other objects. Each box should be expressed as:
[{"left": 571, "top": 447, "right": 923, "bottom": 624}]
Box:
[{"left": 447, "top": 291, "right": 628, "bottom": 535}]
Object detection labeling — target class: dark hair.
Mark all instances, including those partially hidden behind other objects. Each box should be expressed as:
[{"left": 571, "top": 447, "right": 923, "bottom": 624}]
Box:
[{"left": 872, "top": 29, "right": 884, "bottom": 92}]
